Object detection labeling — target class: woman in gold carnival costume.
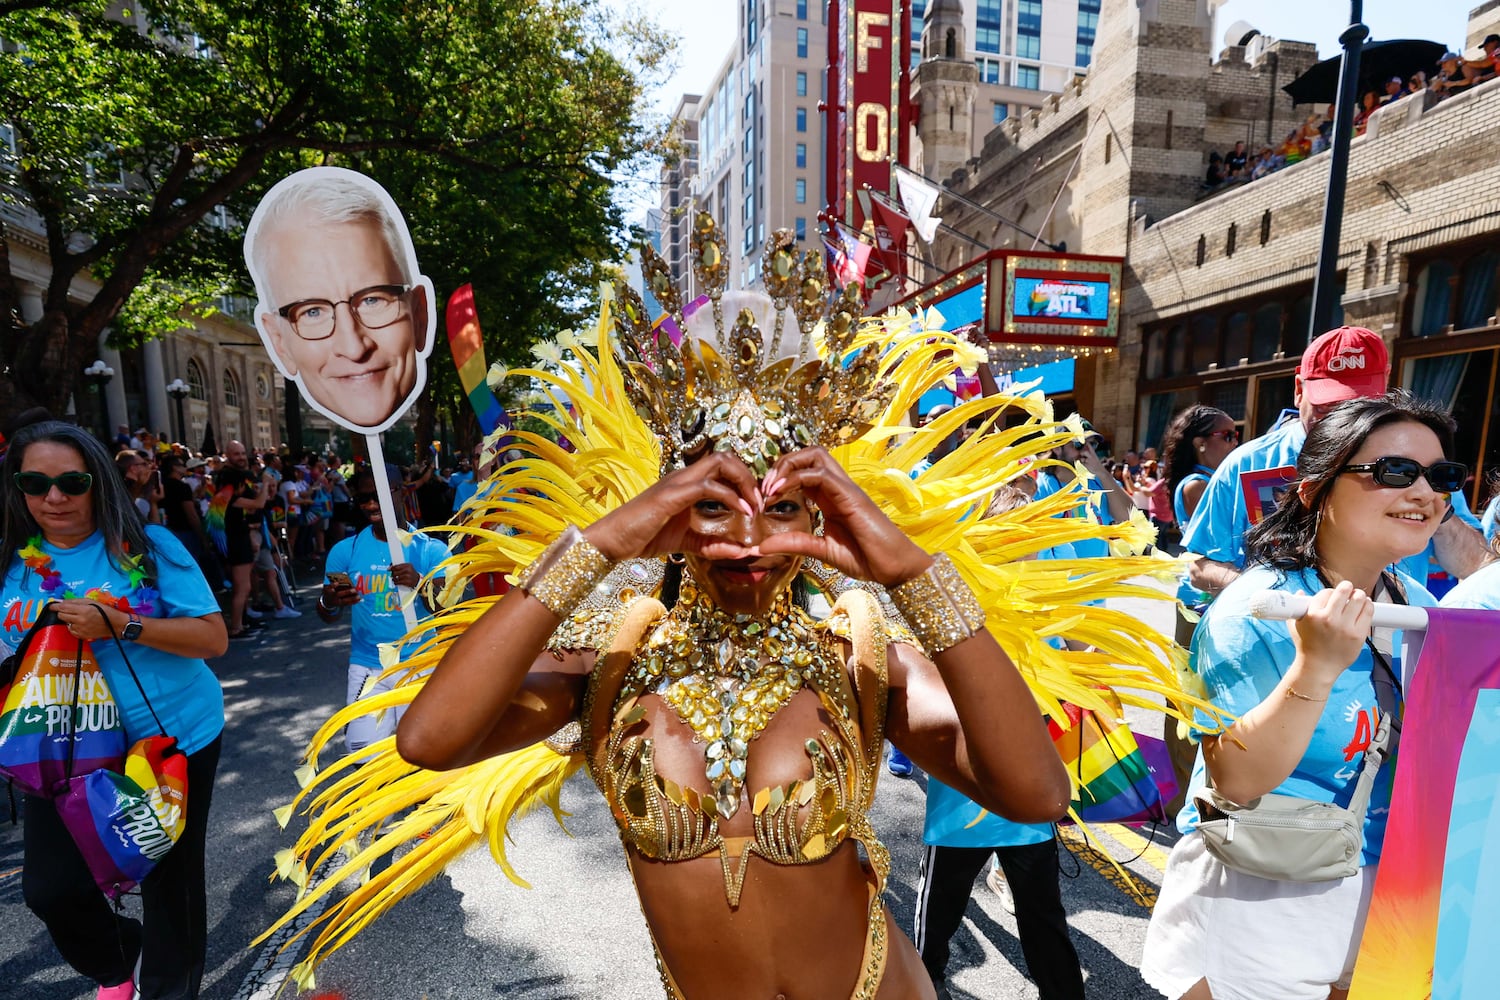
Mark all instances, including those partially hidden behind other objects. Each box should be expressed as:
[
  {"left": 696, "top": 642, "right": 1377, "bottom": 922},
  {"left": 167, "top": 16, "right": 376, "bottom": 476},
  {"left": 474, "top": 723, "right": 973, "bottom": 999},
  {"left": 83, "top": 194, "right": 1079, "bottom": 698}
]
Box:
[{"left": 258, "top": 216, "right": 1210, "bottom": 997}]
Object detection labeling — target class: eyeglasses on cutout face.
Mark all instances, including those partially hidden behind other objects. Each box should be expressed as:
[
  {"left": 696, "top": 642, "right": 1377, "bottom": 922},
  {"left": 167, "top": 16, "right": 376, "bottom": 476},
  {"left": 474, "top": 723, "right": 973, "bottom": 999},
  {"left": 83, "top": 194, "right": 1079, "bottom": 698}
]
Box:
[
  {"left": 1340, "top": 456, "right": 1468, "bottom": 494},
  {"left": 276, "top": 284, "right": 411, "bottom": 341},
  {"left": 14, "top": 471, "right": 94, "bottom": 497}
]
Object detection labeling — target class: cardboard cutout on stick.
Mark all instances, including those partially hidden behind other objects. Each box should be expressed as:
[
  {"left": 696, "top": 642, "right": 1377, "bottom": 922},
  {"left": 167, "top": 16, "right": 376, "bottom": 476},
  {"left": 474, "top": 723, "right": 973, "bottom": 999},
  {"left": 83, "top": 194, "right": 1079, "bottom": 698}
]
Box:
[{"left": 245, "top": 166, "right": 433, "bottom": 628}]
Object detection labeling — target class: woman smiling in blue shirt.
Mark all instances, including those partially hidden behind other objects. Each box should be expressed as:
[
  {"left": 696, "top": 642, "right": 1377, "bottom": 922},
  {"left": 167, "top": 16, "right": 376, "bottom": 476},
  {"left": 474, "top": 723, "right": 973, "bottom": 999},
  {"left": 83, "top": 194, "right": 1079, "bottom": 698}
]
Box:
[{"left": 1143, "top": 393, "right": 1456, "bottom": 1000}]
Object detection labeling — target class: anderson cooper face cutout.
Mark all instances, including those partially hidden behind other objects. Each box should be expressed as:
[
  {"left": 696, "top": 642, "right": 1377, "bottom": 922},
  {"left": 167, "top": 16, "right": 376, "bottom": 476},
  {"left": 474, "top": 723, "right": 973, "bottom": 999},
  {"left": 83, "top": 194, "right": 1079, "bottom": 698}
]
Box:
[{"left": 245, "top": 167, "right": 435, "bottom": 435}]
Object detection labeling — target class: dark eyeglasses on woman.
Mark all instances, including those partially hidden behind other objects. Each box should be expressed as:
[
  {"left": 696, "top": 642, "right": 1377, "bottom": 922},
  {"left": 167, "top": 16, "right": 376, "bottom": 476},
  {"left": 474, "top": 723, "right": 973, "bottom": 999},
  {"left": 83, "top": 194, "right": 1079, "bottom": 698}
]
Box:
[
  {"left": 1209, "top": 428, "right": 1239, "bottom": 443},
  {"left": 14, "top": 471, "right": 94, "bottom": 496},
  {"left": 1340, "top": 457, "right": 1467, "bottom": 493}
]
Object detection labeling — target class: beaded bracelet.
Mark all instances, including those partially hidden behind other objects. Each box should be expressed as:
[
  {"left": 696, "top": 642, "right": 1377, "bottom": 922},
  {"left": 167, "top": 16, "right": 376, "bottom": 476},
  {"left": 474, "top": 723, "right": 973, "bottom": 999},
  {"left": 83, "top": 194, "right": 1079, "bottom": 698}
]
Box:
[
  {"left": 886, "top": 553, "right": 987, "bottom": 656},
  {"left": 514, "top": 526, "right": 615, "bottom": 618}
]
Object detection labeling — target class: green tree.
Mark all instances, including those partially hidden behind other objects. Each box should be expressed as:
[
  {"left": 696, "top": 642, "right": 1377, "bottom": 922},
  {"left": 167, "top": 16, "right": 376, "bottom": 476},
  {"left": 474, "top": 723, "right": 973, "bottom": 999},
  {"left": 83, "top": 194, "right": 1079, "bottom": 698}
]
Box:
[{"left": 0, "top": 0, "right": 671, "bottom": 432}]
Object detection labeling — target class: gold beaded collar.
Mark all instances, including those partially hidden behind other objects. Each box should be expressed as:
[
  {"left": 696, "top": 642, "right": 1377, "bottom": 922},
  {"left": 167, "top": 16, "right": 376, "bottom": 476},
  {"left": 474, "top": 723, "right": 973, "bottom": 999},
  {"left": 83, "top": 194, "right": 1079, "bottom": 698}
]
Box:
[{"left": 625, "top": 580, "right": 844, "bottom": 819}]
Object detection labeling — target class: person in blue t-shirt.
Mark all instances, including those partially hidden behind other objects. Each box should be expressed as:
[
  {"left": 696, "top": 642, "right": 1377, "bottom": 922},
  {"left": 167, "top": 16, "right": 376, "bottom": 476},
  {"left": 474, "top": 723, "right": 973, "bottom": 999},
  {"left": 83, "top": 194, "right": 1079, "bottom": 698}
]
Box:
[
  {"left": 1181, "top": 326, "right": 1486, "bottom": 601},
  {"left": 1142, "top": 393, "right": 1455, "bottom": 1000},
  {"left": 317, "top": 467, "right": 449, "bottom": 755},
  {"left": 1, "top": 420, "right": 228, "bottom": 1000},
  {"left": 1030, "top": 420, "right": 1137, "bottom": 560},
  {"left": 913, "top": 485, "right": 1084, "bottom": 1000}
]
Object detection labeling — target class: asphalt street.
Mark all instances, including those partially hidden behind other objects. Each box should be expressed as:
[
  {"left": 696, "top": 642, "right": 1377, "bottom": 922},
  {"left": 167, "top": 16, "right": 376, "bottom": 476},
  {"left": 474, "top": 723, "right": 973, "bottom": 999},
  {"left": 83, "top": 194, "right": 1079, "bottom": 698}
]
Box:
[{"left": 0, "top": 575, "right": 1184, "bottom": 1000}]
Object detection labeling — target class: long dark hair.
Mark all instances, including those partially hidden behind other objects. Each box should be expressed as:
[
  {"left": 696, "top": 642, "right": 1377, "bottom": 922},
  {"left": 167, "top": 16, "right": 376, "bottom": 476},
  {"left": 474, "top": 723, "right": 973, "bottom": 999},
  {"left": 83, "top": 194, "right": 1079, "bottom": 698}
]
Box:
[
  {"left": 1161, "top": 404, "right": 1231, "bottom": 498},
  {"left": 1, "top": 421, "right": 159, "bottom": 582},
  {"left": 1245, "top": 392, "right": 1457, "bottom": 572}
]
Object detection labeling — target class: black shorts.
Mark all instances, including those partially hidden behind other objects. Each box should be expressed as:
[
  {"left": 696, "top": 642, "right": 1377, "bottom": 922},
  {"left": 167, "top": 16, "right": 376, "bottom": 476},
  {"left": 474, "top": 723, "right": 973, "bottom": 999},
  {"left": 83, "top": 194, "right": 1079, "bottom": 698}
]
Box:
[{"left": 225, "top": 531, "right": 254, "bottom": 567}]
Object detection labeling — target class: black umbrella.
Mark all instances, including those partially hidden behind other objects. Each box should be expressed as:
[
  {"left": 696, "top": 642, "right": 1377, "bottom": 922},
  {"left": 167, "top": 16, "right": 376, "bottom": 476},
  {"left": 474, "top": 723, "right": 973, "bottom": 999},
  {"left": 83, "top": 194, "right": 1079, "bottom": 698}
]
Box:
[{"left": 1283, "top": 38, "right": 1447, "bottom": 106}]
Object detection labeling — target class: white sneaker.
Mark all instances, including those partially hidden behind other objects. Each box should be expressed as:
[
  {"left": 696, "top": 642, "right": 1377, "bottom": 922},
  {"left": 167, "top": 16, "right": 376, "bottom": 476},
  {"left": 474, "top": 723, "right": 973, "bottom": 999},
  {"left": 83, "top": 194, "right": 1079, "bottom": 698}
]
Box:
[
  {"left": 986, "top": 865, "right": 1015, "bottom": 915},
  {"left": 244, "top": 608, "right": 265, "bottom": 620},
  {"left": 272, "top": 606, "right": 302, "bottom": 619}
]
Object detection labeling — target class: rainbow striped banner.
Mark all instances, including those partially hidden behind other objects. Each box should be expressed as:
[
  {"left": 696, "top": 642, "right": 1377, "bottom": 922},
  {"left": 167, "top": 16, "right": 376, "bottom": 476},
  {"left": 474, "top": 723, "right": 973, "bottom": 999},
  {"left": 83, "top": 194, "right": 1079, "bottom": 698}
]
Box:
[
  {"left": 445, "top": 284, "right": 508, "bottom": 435},
  {"left": 1048, "top": 694, "right": 1165, "bottom": 824},
  {"left": 1349, "top": 608, "right": 1500, "bottom": 998}
]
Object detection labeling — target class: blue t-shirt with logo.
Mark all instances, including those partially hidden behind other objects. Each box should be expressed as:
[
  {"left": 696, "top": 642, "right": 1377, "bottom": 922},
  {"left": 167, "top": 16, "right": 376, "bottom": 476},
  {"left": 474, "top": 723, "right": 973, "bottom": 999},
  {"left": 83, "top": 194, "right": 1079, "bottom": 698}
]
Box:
[
  {"left": 324, "top": 527, "right": 450, "bottom": 668},
  {"left": 1, "top": 526, "right": 225, "bottom": 754},
  {"left": 1175, "top": 563, "right": 1434, "bottom": 865},
  {"left": 1181, "top": 417, "right": 1478, "bottom": 585}
]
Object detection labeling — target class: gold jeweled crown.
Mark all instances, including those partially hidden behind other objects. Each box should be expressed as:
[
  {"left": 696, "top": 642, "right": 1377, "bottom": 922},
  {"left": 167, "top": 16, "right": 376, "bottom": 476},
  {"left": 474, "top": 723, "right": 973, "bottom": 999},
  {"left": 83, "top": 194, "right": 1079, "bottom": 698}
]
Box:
[{"left": 612, "top": 213, "right": 893, "bottom": 477}]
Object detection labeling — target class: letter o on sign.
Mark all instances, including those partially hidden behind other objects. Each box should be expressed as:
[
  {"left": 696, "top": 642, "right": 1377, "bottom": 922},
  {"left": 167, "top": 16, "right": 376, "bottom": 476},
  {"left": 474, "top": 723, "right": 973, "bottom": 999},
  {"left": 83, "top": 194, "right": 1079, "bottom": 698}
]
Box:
[{"left": 855, "top": 102, "right": 888, "bottom": 163}]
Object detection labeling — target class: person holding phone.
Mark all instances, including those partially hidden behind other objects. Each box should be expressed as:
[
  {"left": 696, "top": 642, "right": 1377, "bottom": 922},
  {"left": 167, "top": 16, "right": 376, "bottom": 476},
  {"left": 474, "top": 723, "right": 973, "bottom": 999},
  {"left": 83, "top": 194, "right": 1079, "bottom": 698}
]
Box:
[{"left": 317, "top": 466, "right": 448, "bottom": 755}]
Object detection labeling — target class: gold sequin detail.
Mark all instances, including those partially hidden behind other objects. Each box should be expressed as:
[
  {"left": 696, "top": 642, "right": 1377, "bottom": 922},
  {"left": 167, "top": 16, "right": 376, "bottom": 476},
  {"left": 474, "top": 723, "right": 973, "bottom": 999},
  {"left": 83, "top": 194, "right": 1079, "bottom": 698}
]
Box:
[
  {"left": 887, "top": 553, "right": 987, "bottom": 656},
  {"left": 514, "top": 526, "right": 614, "bottom": 618}
]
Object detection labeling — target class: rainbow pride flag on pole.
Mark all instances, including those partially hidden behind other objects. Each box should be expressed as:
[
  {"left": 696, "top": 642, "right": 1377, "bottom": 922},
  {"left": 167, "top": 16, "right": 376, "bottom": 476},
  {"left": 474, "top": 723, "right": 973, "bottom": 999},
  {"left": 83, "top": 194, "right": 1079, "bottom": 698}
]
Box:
[
  {"left": 1349, "top": 607, "right": 1500, "bottom": 999},
  {"left": 445, "top": 284, "right": 508, "bottom": 435}
]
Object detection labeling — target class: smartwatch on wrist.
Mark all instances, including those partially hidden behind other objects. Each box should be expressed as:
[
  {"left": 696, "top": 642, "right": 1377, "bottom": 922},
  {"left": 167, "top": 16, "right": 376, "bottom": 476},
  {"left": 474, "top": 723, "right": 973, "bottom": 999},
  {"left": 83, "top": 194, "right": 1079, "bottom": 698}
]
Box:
[{"left": 121, "top": 613, "right": 144, "bottom": 641}]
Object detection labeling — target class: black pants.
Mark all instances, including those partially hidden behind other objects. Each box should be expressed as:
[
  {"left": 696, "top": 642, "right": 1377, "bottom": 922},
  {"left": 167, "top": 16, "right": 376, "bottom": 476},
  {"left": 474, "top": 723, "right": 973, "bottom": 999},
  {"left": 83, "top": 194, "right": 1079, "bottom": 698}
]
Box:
[
  {"left": 23, "top": 736, "right": 221, "bottom": 999},
  {"left": 913, "top": 838, "right": 1085, "bottom": 1000}
]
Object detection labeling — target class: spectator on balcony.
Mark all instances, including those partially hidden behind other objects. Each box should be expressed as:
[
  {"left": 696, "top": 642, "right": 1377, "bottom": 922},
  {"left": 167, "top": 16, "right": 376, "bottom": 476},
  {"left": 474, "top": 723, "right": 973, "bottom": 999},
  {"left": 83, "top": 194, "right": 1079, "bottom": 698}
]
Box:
[
  {"left": 1406, "top": 71, "right": 1428, "bottom": 97},
  {"left": 1432, "top": 52, "right": 1473, "bottom": 98},
  {"left": 1380, "top": 75, "right": 1404, "bottom": 105},
  {"left": 1249, "top": 146, "right": 1277, "bottom": 180},
  {"left": 1205, "top": 151, "right": 1227, "bottom": 187},
  {"left": 1224, "top": 140, "right": 1248, "bottom": 178},
  {"left": 1465, "top": 35, "right": 1499, "bottom": 83},
  {"left": 1353, "top": 90, "right": 1381, "bottom": 134}
]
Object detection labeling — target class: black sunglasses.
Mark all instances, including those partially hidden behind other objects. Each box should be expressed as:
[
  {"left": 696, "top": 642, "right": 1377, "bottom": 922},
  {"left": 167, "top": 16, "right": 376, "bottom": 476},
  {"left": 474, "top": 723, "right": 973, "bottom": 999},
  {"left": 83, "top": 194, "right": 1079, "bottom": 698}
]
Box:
[
  {"left": 1341, "top": 457, "right": 1467, "bottom": 493},
  {"left": 14, "top": 471, "right": 94, "bottom": 497},
  {"left": 352, "top": 491, "right": 380, "bottom": 505}
]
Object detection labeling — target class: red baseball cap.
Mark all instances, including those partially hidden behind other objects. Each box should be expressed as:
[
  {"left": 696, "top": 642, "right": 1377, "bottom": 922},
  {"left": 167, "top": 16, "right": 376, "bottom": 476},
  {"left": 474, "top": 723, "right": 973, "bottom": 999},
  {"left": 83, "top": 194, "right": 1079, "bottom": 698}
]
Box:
[{"left": 1298, "top": 326, "right": 1389, "bottom": 405}]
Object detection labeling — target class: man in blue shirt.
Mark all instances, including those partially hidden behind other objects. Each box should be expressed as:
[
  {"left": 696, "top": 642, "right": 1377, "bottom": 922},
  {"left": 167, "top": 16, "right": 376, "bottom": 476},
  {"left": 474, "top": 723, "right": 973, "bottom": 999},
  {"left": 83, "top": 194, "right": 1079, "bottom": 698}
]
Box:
[
  {"left": 317, "top": 467, "right": 449, "bottom": 755},
  {"left": 1183, "top": 326, "right": 1485, "bottom": 596}
]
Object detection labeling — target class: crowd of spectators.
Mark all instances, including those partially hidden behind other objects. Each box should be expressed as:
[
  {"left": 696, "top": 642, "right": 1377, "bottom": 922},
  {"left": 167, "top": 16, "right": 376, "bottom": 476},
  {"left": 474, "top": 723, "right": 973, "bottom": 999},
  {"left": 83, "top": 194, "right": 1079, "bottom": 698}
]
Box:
[
  {"left": 12, "top": 423, "right": 494, "bottom": 629},
  {"left": 1202, "top": 35, "right": 1500, "bottom": 197}
]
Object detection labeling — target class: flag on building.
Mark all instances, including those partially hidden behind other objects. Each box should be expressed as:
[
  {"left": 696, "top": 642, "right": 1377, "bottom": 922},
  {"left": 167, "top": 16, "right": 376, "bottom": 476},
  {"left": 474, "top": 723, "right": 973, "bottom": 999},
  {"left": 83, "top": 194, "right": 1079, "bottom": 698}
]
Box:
[
  {"left": 896, "top": 169, "right": 943, "bottom": 242},
  {"left": 869, "top": 194, "right": 912, "bottom": 282},
  {"left": 824, "top": 229, "right": 871, "bottom": 289}
]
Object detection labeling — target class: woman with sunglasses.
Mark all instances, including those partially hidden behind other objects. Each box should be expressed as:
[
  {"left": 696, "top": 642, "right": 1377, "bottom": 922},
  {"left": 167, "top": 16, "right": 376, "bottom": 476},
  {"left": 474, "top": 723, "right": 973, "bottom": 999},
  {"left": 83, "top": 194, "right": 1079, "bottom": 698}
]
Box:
[
  {"left": 0, "top": 420, "right": 228, "bottom": 1000},
  {"left": 1157, "top": 405, "right": 1240, "bottom": 811},
  {"left": 1142, "top": 392, "right": 1459, "bottom": 1000}
]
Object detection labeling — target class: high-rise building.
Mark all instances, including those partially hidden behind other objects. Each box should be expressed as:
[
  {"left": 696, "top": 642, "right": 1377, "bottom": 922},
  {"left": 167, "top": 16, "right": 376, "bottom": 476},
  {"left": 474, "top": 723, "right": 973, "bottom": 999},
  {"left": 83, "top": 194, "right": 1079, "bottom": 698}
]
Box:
[
  {"left": 658, "top": 94, "right": 701, "bottom": 296},
  {"left": 910, "top": 0, "right": 1099, "bottom": 178},
  {"left": 660, "top": 1, "right": 827, "bottom": 294}
]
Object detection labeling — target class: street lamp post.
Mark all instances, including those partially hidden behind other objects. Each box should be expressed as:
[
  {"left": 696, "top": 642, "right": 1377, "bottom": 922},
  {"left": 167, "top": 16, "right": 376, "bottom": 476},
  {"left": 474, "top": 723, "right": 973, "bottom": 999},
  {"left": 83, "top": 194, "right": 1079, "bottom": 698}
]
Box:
[
  {"left": 83, "top": 359, "right": 115, "bottom": 442},
  {"left": 166, "top": 378, "right": 191, "bottom": 446},
  {"left": 1310, "top": 1, "right": 1368, "bottom": 338}
]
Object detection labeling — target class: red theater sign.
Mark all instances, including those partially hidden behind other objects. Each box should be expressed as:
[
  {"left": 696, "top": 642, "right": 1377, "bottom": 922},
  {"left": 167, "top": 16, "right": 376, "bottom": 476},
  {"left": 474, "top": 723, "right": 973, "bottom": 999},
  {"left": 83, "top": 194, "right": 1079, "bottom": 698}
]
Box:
[{"left": 825, "top": 0, "right": 911, "bottom": 232}]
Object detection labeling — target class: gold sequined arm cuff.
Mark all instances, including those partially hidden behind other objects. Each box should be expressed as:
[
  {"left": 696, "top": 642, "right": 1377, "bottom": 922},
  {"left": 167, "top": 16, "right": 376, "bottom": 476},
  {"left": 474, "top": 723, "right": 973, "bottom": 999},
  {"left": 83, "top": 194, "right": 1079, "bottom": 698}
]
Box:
[
  {"left": 514, "top": 526, "right": 614, "bottom": 618},
  {"left": 886, "top": 553, "right": 986, "bottom": 657}
]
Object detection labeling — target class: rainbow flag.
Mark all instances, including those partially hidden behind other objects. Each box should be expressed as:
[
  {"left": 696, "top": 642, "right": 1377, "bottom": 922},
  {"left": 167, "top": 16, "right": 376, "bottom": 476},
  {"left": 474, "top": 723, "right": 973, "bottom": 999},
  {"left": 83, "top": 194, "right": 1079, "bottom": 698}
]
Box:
[
  {"left": 1349, "top": 608, "right": 1500, "bottom": 998},
  {"left": 1047, "top": 694, "right": 1166, "bottom": 824},
  {"left": 206, "top": 486, "right": 231, "bottom": 557},
  {"left": 445, "top": 284, "right": 508, "bottom": 435}
]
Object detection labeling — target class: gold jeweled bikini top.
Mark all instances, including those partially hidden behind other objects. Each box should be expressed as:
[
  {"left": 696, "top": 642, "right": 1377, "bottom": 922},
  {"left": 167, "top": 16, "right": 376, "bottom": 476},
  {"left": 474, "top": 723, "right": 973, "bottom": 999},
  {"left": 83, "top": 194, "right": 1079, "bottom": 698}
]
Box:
[{"left": 575, "top": 581, "right": 892, "bottom": 907}]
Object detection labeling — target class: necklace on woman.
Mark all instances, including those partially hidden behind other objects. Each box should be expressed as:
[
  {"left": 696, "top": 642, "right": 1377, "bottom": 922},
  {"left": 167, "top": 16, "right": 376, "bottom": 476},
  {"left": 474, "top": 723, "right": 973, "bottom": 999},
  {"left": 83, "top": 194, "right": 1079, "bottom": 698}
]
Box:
[
  {"left": 18, "top": 534, "right": 159, "bottom": 616},
  {"left": 628, "top": 580, "right": 841, "bottom": 819}
]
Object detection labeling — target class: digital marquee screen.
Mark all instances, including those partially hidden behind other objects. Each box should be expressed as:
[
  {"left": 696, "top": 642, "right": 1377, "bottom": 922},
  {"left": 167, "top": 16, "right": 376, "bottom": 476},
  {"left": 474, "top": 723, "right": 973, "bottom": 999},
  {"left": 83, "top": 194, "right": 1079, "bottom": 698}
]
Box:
[{"left": 1010, "top": 273, "right": 1113, "bottom": 324}]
